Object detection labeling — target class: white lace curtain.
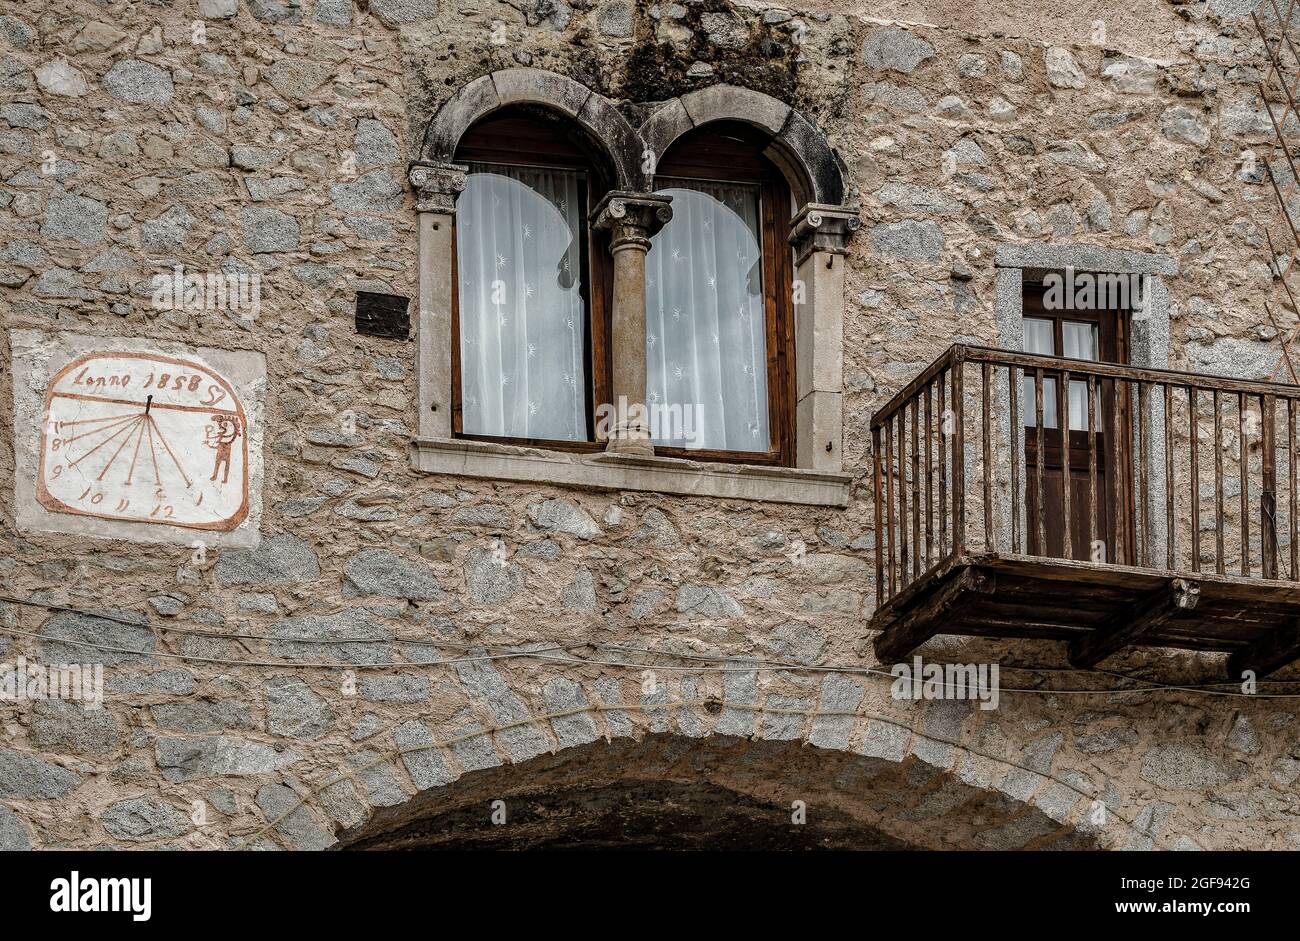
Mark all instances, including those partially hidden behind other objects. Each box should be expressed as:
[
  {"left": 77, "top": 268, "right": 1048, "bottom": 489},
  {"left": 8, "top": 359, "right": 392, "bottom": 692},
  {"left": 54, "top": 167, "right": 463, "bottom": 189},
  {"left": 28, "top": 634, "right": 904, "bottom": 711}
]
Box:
[
  {"left": 456, "top": 163, "right": 587, "bottom": 441},
  {"left": 645, "top": 178, "right": 769, "bottom": 452},
  {"left": 1023, "top": 316, "right": 1100, "bottom": 431}
]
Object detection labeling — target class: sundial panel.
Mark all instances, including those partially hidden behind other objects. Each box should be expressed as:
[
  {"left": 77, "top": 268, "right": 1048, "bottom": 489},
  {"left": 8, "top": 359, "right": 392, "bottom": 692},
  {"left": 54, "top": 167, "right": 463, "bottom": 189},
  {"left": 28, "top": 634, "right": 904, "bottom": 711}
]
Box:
[{"left": 37, "top": 351, "right": 250, "bottom": 532}]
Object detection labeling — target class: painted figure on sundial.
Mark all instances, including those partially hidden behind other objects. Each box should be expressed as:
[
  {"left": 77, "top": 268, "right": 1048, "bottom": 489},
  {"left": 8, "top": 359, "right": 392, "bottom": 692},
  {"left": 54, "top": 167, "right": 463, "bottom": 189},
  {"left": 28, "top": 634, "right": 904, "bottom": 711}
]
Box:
[{"left": 207, "top": 414, "right": 242, "bottom": 484}]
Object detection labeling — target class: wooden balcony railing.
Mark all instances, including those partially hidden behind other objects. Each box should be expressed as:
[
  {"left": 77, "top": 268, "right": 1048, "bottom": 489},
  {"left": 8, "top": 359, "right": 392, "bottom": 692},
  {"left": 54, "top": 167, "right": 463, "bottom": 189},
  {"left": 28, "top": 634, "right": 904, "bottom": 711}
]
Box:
[{"left": 872, "top": 345, "right": 1300, "bottom": 611}]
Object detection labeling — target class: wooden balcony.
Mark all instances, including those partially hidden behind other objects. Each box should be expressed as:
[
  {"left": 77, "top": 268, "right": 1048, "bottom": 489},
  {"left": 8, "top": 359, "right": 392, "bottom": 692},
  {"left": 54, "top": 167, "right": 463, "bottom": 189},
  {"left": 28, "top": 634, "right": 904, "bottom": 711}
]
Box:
[{"left": 869, "top": 344, "right": 1300, "bottom": 678}]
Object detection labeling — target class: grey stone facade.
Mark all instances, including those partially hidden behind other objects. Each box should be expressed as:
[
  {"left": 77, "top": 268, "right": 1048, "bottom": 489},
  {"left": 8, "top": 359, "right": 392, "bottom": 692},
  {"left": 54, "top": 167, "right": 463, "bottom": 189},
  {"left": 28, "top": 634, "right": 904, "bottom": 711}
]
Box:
[{"left": 0, "top": 0, "right": 1297, "bottom": 850}]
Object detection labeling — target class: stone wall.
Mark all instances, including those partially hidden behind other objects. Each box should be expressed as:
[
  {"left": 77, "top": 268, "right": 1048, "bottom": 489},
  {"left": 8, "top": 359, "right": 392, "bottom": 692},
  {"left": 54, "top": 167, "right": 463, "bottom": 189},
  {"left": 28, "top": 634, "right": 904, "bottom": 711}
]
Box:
[{"left": 0, "top": 0, "right": 1298, "bottom": 850}]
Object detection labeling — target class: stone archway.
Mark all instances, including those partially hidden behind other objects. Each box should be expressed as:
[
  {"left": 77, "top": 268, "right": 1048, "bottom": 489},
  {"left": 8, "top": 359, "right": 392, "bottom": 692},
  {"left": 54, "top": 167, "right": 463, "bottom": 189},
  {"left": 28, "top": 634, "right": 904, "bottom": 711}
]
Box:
[
  {"left": 417, "top": 68, "right": 646, "bottom": 191},
  {"left": 638, "top": 85, "right": 850, "bottom": 208},
  {"left": 242, "top": 661, "right": 1131, "bottom": 853},
  {"left": 331, "top": 733, "right": 1100, "bottom": 851},
  {"left": 336, "top": 736, "right": 910, "bottom": 849}
]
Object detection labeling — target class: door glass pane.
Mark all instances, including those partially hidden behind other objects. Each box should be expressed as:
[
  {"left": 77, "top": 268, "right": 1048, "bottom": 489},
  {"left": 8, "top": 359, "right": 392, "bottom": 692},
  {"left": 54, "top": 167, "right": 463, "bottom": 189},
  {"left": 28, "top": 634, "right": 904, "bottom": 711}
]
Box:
[
  {"left": 1022, "top": 317, "right": 1057, "bottom": 428},
  {"left": 456, "top": 163, "right": 587, "bottom": 441},
  {"left": 646, "top": 178, "right": 768, "bottom": 452},
  {"left": 1023, "top": 317, "right": 1054, "bottom": 355},
  {"left": 1063, "top": 321, "right": 1100, "bottom": 431},
  {"left": 1062, "top": 321, "right": 1098, "bottom": 361}
]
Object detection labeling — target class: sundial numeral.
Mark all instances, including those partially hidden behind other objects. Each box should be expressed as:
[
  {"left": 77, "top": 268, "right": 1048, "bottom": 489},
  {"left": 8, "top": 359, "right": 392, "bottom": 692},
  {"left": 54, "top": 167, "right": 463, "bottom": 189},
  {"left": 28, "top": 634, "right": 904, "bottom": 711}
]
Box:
[
  {"left": 115, "top": 499, "right": 129, "bottom": 512},
  {"left": 199, "top": 385, "right": 227, "bottom": 407}
]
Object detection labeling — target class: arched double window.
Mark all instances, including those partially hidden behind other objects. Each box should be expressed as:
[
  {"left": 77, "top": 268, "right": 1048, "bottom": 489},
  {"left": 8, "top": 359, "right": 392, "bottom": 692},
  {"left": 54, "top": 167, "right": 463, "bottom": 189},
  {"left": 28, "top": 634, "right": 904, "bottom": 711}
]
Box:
[
  {"left": 411, "top": 72, "right": 857, "bottom": 506},
  {"left": 451, "top": 112, "right": 794, "bottom": 465}
]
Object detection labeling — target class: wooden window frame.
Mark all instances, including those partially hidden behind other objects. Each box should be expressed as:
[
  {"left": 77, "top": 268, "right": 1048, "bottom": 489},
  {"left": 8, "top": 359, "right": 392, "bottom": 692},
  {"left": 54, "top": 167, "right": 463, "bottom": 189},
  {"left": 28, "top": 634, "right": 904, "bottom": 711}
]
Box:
[
  {"left": 450, "top": 111, "right": 613, "bottom": 454},
  {"left": 651, "top": 122, "right": 796, "bottom": 467}
]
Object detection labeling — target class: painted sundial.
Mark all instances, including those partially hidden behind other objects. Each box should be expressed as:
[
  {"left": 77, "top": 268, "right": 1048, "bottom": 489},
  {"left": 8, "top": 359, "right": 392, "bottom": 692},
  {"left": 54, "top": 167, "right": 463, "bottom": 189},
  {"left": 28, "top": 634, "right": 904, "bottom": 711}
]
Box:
[{"left": 37, "top": 351, "right": 250, "bottom": 532}]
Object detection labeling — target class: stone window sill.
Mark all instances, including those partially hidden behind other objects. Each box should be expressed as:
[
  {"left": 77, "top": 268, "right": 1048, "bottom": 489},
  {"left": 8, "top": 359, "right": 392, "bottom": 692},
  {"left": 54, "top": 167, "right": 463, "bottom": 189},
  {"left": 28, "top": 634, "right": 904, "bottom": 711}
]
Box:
[{"left": 409, "top": 437, "right": 851, "bottom": 507}]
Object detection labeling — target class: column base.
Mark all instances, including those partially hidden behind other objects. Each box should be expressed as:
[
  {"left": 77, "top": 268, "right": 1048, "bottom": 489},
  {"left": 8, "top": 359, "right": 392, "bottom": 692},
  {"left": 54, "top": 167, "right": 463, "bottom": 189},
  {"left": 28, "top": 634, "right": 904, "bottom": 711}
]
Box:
[{"left": 604, "top": 422, "right": 655, "bottom": 457}]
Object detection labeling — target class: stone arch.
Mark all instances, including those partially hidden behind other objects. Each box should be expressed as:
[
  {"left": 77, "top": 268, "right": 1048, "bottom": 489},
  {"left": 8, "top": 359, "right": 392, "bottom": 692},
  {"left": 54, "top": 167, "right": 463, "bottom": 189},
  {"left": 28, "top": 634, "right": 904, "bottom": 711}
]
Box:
[
  {"left": 418, "top": 68, "right": 645, "bottom": 191},
  {"left": 332, "top": 733, "right": 1105, "bottom": 850},
  {"left": 244, "top": 670, "right": 1137, "bottom": 851},
  {"left": 638, "top": 85, "right": 851, "bottom": 208}
]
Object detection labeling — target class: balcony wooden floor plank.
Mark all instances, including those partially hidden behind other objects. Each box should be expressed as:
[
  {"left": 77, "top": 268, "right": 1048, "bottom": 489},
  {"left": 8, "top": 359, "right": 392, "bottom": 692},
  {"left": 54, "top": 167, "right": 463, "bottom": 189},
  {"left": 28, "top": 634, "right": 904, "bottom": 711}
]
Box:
[
  {"left": 868, "top": 553, "right": 1300, "bottom": 667},
  {"left": 978, "top": 554, "right": 1300, "bottom": 604},
  {"left": 964, "top": 597, "right": 1116, "bottom": 622}
]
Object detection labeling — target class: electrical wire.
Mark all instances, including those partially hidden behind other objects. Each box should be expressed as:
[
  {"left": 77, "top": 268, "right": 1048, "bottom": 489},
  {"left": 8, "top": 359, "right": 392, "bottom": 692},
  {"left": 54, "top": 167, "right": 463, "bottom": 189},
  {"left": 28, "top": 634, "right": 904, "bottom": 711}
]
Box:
[
  {"left": 0, "top": 623, "right": 581, "bottom": 671},
  {"left": 597, "top": 641, "right": 1300, "bottom": 690},
  {"left": 3, "top": 592, "right": 1300, "bottom": 696},
  {"left": 541, "top": 649, "right": 1300, "bottom": 699}
]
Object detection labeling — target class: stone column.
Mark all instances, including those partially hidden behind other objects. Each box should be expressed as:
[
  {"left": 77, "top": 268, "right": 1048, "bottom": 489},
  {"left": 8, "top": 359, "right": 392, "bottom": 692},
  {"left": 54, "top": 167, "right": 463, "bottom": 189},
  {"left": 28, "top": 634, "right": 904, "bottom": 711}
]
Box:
[
  {"left": 590, "top": 192, "right": 673, "bottom": 456},
  {"left": 408, "top": 161, "right": 468, "bottom": 440},
  {"left": 789, "top": 204, "right": 860, "bottom": 471}
]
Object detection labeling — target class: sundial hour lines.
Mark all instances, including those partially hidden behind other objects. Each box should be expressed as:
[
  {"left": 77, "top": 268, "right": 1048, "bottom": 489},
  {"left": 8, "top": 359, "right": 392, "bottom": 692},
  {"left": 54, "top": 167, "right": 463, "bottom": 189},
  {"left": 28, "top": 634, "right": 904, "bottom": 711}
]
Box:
[{"left": 58, "top": 397, "right": 193, "bottom": 489}]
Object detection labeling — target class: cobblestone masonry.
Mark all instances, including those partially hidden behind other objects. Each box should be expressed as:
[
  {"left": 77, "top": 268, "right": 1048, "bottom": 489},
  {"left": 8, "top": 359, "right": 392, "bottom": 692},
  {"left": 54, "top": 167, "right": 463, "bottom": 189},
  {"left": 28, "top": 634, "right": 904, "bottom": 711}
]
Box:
[{"left": 1, "top": 0, "right": 1300, "bottom": 849}]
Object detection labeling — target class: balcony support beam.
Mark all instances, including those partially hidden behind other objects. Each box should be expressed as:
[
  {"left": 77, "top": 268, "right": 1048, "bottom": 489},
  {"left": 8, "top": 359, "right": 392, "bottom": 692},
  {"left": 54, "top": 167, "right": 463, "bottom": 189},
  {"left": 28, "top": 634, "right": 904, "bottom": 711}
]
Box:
[
  {"left": 1067, "top": 577, "right": 1200, "bottom": 669},
  {"left": 1227, "top": 620, "right": 1300, "bottom": 681},
  {"left": 873, "top": 566, "right": 995, "bottom": 664}
]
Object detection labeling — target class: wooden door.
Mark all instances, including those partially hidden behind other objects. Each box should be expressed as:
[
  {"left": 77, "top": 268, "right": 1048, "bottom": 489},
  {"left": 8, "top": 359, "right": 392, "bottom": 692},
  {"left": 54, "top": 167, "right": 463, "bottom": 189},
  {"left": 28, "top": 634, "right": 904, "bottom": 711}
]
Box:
[{"left": 1022, "top": 284, "right": 1132, "bottom": 563}]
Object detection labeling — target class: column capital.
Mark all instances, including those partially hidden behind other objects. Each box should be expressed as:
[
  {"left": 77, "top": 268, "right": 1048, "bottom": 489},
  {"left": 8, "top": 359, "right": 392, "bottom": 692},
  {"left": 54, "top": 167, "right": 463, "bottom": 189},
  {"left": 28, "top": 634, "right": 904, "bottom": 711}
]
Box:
[
  {"left": 408, "top": 161, "right": 469, "bottom": 214},
  {"left": 789, "top": 203, "right": 861, "bottom": 267},
  {"left": 589, "top": 191, "right": 673, "bottom": 250}
]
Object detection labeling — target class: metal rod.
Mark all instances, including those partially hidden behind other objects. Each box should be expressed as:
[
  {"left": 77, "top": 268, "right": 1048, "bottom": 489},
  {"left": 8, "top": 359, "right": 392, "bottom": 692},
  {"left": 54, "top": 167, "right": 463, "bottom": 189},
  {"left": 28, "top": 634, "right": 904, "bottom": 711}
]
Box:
[
  {"left": 1165, "top": 382, "right": 1175, "bottom": 569},
  {"left": 1264, "top": 393, "right": 1279, "bottom": 579},
  {"left": 983, "top": 362, "right": 993, "bottom": 551},
  {"left": 1060, "top": 367, "right": 1073, "bottom": 560},
  {"left": 1241, "top": 392, "right": 1251, "bottom": 576},
  {"left": 873, "top": 424, "right": 884, "bottom": 606},
  {"left": 952, "top": 357, "right": 966, "bottom": 556},
  {"left": 911, "top": 396, "right": 921, "bottom": 580},
  {"left": 1291, "top": 398, "right": 1298, "bottom": 580},
  {"left": 897, "top": 412, "right": 909, "bottom": 588},
  {"left": 1190, "top": 386, "right": 1201, "bottom": 573},
  {"left": 1088, "top": 374, "right": 1098, "bottom": 562},
  {"left": 1035, "top": 367, "right": 1046, "bottom": 555},
  {"left": 1138, "top": 381, "right": 1150, "bottom": 568},
  {"left": 938, "top": 372, "right": 948, "bottom": 559},
  {"left": 885, "top": 417, "right": 896, "bottom": 596},
  {"left": 925, "top": 383, "right": 934, "bottom": 572},
  {"left": 1216, "top": 390, "right": 1226, "bottom": 575},
  {"left": 1010, "top": 366, "right": 1021, "bottom": 554}
]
